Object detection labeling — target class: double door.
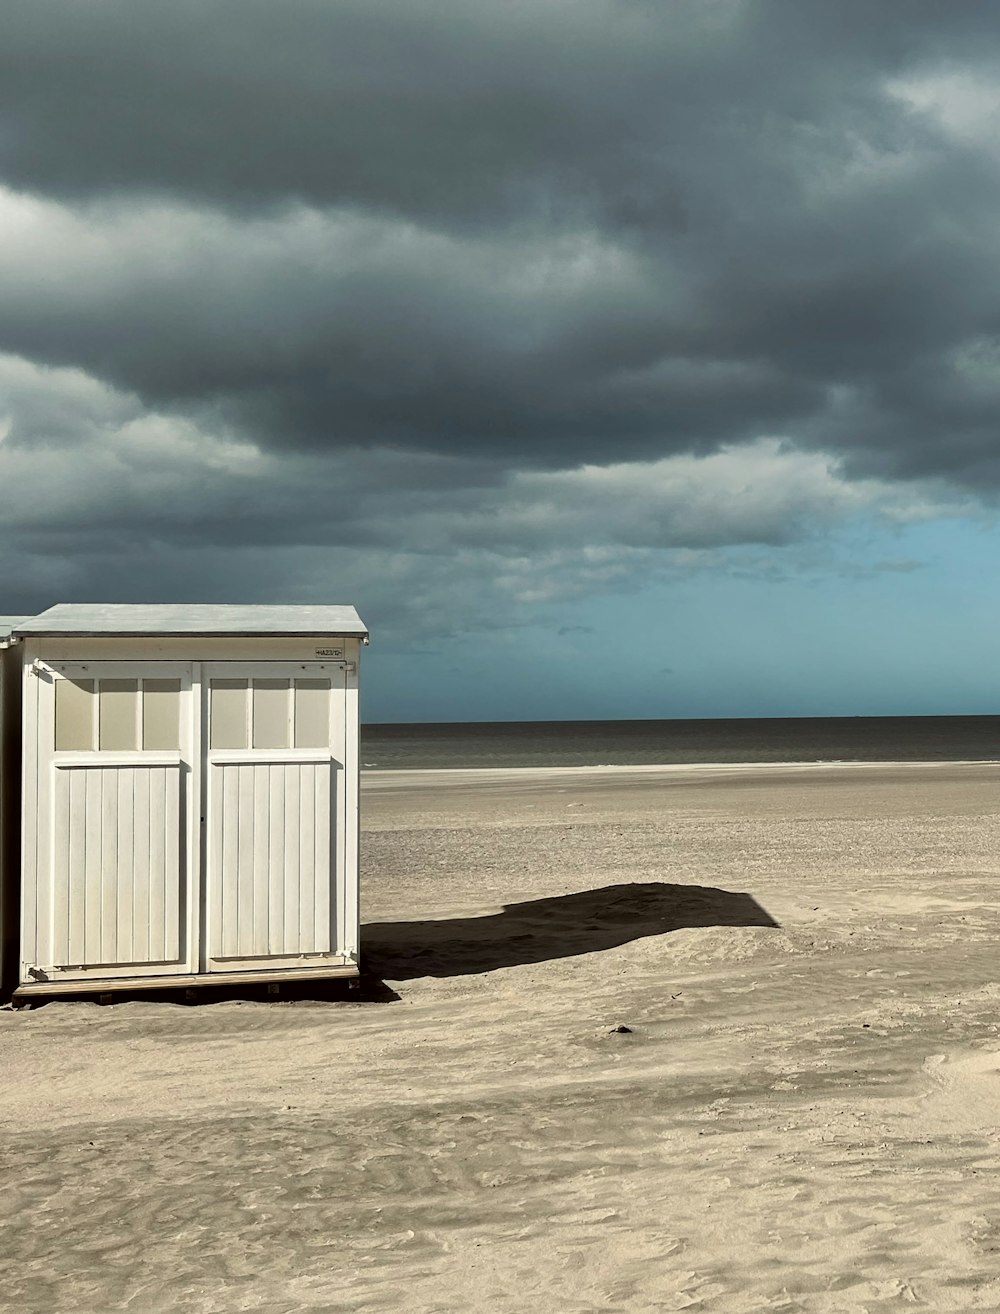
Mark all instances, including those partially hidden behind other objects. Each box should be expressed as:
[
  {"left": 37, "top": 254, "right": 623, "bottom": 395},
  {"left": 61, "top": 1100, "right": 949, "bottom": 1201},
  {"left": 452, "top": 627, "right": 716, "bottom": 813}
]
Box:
[{"left": 28, "top": 661, "right": 347, "bottom": 981}]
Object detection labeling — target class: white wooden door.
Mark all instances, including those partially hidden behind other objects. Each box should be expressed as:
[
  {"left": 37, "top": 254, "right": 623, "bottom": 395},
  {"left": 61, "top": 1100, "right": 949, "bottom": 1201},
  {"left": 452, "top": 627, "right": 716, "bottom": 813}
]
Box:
[
  {"left": 38, "top": 663, "right": 194, "bottom": 977},
  {"left": 202, "top": 664, "right": 346, "bottom": 971}
]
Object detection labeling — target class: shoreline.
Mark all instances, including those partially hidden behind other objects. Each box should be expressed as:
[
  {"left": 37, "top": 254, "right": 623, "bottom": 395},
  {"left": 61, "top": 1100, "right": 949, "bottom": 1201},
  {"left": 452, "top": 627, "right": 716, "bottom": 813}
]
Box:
[{"left": 362, "top": 758, "right": 1000, "bottom": 783}]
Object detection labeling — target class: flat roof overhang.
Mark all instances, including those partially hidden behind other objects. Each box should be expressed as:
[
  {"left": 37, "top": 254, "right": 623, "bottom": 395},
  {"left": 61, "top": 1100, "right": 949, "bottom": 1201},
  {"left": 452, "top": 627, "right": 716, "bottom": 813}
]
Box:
[{"left": 14, "top": 603, "right": 369, "bottom": 641}]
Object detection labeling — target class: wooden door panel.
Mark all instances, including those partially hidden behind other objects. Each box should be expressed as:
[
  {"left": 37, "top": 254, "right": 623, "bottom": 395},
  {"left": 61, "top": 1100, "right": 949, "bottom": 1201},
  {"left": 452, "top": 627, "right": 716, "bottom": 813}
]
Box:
[
  {"left": 51, "top": 763, "right": 183, "bottom": 968},
  {"left": 208, "top": 758, "right": 333, "bottom": 961}
]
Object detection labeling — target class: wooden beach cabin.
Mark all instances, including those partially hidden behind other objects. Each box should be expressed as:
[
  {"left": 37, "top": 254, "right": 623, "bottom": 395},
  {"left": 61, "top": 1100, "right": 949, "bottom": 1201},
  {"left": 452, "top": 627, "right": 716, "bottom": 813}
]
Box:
[
  {"left": 1, "top": 617, "right": 29, "bottom": 995},
  {"left": 12, "top": 604, "right": 367, "bottom": 1003}
]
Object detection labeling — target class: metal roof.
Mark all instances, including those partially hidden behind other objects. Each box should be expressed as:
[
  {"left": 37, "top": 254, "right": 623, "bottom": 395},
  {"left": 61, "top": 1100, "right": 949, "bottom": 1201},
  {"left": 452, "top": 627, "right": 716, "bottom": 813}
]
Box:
[{"left": 15, "top": 604, "right": 368, "bottom": 639}]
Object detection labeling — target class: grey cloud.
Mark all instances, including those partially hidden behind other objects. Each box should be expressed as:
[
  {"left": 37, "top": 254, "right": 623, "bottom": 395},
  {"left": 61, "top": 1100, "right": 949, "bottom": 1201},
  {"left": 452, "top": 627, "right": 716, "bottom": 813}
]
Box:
[
  {"left": 0, "top": 194, "right": 821, "bottom": 464},
  {"left": 3, "top": 1, "right": 997, "bottom": 219},
  {"left": 3, "top": 0, "right": 1000, "bottom": 631},
  {"left": 0, "top": 357, "right": 957, "bottom": 636},
  {"left": 0, "top": 1, "right": 758, "bottom": 222}
]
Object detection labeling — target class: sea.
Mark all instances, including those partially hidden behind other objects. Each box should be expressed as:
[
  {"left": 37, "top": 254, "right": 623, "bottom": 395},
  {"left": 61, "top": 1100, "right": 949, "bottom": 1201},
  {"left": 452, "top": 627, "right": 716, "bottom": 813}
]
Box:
[{"left": 360, "top": 716, "right": 1000, "bottom": 771}]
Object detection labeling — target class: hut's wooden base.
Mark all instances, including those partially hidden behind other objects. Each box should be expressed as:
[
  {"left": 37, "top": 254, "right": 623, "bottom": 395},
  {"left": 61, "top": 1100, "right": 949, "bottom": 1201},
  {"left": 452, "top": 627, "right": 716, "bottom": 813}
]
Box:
[{"left": 13, "top": 963, "right": 360, "bottom": 1003}]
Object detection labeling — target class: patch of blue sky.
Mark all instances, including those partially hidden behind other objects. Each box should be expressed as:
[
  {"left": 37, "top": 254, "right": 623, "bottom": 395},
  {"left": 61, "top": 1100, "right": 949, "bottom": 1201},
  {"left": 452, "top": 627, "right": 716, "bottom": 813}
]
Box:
[{"left": 364, "top": 509, "right": 1000, "bottom": 722}]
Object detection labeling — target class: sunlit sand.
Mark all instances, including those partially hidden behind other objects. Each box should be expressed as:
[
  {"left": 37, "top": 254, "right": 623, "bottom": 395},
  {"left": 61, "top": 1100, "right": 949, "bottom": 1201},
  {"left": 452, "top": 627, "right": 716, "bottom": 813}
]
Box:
[{"left": 3, "top": 761, "right": 1000, "bottom": 1310}]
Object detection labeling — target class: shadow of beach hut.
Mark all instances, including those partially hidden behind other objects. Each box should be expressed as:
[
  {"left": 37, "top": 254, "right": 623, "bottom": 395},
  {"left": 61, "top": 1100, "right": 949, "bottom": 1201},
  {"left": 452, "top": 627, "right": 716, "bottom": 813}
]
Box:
[{"left": 362, "top": 880, "right": 778, "bottom": 981}]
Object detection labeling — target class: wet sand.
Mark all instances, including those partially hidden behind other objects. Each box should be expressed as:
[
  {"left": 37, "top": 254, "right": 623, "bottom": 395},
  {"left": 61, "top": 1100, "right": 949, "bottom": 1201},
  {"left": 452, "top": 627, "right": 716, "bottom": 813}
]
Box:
[{"left": 3, "top": 761, "right": 1000, "bottom": 1311}]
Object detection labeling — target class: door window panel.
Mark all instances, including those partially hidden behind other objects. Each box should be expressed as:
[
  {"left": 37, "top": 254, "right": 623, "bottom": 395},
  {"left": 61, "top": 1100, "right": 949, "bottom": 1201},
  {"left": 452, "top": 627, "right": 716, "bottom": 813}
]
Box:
[
  {"left": 56, "top": 671, "right": 333, "bottom": 753},
  {"left": 294, "top": 679, "right": 331, "bottom": 748},
  {"left": 99, "top": 679, "right": 139, "bottom": 750},
  {"left": 253, "top": 679, "right": 291, "bottom": 749},
  {"left": 55, "top": 678, "right": 95, "bottom": 751},
  {"left": 143, "top": 679, "right": 181, "bottom": 750},
  {"left": 211, "top": 680, "right": 249, "bottom": 749}
]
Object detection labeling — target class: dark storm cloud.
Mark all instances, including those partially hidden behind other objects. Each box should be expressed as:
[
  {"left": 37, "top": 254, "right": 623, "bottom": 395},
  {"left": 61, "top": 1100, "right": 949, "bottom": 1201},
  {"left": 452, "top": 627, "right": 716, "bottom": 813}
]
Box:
[
  {"left": 0, "top": 0, "right": 759, "bottom": 221},
  {"left": 0, "top": 191, "right": 824, "bottom": 465},
  {"left": 3, "top": 0, "right": 1000, "bottom": 504},
  {"left": 1, "top": 0, "right": 995, "bottom": 217}
]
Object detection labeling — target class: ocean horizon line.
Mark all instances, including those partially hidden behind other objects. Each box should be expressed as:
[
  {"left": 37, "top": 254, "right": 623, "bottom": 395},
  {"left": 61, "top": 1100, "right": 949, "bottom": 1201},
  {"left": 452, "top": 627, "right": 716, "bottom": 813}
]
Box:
[
  {"left": 359, "top": 714, "right": 1000, "bottom": 770},
  {"left": 363, "top": 711, "right": 1000, "bottom": 727}
]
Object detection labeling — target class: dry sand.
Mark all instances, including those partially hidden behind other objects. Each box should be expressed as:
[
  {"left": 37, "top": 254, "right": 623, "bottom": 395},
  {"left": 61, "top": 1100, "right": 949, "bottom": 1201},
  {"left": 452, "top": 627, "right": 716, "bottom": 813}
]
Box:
[{"left": 3, "top": 761, "right": 1000, "bottom": 1311}]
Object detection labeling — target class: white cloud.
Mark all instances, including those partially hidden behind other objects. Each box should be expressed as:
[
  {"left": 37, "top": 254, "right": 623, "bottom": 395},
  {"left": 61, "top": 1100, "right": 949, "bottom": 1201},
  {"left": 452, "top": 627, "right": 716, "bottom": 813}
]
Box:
[
  {"left": 887, "top": 68, "right": 1000, "bottom": 145},
  {"left": 0, "top": 354, "right": 979, "bottom": 635}
]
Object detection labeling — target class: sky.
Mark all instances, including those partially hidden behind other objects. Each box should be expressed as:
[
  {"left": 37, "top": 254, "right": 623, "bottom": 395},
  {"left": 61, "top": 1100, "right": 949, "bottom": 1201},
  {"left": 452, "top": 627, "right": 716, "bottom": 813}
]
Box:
[{"left": 3, "top": 1, "right": 1000, "bottom": 722}]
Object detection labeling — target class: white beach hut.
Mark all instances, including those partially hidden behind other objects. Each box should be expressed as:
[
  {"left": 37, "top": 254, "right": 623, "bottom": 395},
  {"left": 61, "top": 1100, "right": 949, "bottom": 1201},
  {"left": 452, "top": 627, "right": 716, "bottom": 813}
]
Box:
[
  {"left": 0, "top": 617, "right": 29, "bottom": 993},
  {"left": 13, "top": 604, "right": 367, "bottom": 1002}
]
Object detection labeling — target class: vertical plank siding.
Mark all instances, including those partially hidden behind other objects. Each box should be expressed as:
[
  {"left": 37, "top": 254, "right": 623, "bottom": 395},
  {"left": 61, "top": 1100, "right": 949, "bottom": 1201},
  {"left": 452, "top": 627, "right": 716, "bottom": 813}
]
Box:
[
  {"left": 52, "top": 764, "right": 182, "bottom": 967},
  {"left": 209, "top": 760, "right": 334, "bottom": 960}
]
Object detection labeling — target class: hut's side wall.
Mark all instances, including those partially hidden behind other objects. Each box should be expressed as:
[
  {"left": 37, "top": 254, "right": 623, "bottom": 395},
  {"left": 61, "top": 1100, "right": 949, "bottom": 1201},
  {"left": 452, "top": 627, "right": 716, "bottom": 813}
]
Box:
[
  {"left": 343, "top": 641, "right": 362, "bottom": 965},
  {"left": 0, "top": 643, "right": 23, "bottom": 998}
]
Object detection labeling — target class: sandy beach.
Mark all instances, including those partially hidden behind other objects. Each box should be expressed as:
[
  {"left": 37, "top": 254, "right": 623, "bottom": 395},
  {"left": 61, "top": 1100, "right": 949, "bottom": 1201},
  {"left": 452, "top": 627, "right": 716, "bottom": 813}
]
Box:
[{"left": 3, "top": 760, "right": 1000, "bottom": 1312}]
